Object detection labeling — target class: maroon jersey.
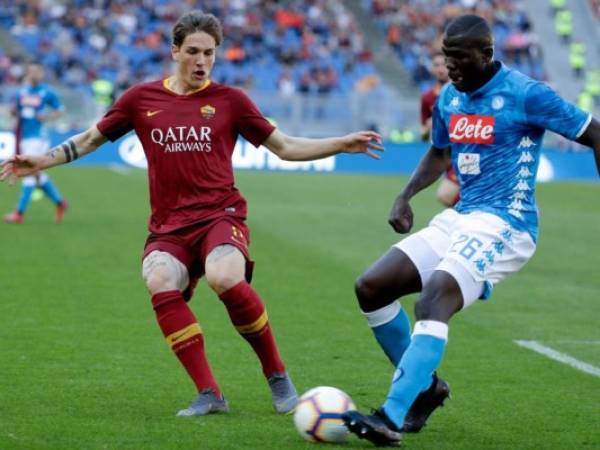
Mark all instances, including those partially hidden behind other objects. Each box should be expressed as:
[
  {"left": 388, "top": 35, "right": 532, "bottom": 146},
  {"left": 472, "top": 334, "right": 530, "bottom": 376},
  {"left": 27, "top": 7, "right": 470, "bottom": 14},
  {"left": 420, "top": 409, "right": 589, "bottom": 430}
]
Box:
[
  {"left": 96, "top": 80, "right": 275, "bottom": 234},
  {"left": 420, "top": 87, "right": 439, "bottom": 126}
]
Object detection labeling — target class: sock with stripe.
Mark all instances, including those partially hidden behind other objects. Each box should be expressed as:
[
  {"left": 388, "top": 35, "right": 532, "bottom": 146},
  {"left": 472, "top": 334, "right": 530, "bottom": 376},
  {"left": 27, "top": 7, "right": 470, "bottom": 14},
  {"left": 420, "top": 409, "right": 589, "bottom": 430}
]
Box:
[
  {"left": 17, "top": 184, "right": 35, "bottom": 214},
  {"left": 219, "top": 281, "right": 285, "bottom": 378},
  {"left": 152, "top": 290, "right": 221, "bottom": 396},
  {"left": 383, "top": 320, "right": 448, "bottom": 428},
  {"left": 39, "top": 176, "right": 63, "bottom": 205},
  {"left": 362, "top": 301, "right": 412, "bottom": 367}
]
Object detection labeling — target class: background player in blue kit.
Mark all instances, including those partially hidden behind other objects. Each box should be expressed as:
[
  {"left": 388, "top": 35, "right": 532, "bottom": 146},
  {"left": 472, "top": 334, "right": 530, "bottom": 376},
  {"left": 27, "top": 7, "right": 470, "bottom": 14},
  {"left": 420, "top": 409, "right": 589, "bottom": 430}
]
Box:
[
  {"left": 342, "top": 14, "right": 600, "bottom": 447},
  {"left": 4, "top": 61, "right": 68, "bottom": 224}
]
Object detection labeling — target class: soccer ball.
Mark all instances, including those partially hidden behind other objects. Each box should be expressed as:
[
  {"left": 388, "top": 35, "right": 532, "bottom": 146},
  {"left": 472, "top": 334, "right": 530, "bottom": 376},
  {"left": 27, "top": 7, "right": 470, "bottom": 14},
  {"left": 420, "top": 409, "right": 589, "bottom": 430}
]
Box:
[{"left": 293, "top": 386, "right": 356, "bottom": 443}]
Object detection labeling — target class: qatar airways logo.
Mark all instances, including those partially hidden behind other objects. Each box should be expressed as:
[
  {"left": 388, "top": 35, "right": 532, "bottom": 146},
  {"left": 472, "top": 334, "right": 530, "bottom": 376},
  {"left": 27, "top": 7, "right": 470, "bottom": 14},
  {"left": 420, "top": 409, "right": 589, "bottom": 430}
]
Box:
[
  {"left": 150, "top": 126, "right": 212, "bottom": 153},
  {"left": 449, "top": 114, "right": 495, "bottom": 144}
]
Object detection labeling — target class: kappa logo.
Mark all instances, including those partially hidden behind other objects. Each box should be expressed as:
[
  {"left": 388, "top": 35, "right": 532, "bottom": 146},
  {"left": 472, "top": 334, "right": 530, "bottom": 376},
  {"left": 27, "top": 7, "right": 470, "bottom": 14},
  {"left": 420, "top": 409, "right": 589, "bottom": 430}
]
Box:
[
  {"left": 518, "top": 166, "right": 533, "bottom": 178},
  {"left": 514, "top": 179, "right": 531, "bottom": 191},
  {"left": 517, "top": 151, "right": 534, "bottom": 164},
  {"left": 201, "top": 104, "right": 216, "bottom": 119},
  {"left": 450, "top": 97, "right": 460, "bottom": 107},
  {"left": 518, "top": 136, "right": 535, "bottom": 149},
  {"left": 146, "top": 110, "right": 163, "bottom": 117},
  {"left": 449, "top": 114, "right": 495, "bottom": 144}
]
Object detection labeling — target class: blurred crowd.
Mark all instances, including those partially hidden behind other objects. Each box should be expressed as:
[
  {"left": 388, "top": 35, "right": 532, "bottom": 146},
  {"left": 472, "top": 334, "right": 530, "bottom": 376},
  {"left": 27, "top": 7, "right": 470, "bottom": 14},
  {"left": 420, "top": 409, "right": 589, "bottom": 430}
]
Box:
[
  {"left": 590, "top": 0, "right": 600, "bottom": 17},
  {"left": 0, "top": 0, "right": 379, "bottom": 100},
  {"left": 366, "top": 0, "right": 546, "bottom": 92}
]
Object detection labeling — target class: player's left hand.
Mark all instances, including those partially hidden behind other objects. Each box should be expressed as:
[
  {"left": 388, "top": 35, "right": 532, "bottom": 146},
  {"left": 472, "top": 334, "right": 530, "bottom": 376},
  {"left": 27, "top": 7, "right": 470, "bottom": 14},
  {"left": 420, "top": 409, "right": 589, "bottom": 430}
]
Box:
[
  {"left": 341, "top": 131, "right": 384, "bottom": 159},
  {"left": 389, "top": 195, "right": 413, "bottom": 233}
]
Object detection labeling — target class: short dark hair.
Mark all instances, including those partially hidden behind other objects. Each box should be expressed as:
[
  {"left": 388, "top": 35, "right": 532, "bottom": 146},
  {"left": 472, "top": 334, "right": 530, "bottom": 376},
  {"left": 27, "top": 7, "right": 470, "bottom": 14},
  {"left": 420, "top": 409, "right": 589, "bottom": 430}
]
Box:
[
  {"left": 445, "top": 14, "right": 492, "bottom": 44},
  {"left": 172, "top": 10, "right": 223, "bottom": 47}
]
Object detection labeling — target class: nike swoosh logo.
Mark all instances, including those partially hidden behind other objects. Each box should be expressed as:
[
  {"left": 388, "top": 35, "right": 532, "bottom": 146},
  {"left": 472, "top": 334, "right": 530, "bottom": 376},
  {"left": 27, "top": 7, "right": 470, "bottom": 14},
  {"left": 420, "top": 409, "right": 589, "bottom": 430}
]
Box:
[
  {"left": 170, "top": 332, "right": 187, "bottom": 342},
  {"left": 146, "top": 110, "right": 163, "bottom": 117}
]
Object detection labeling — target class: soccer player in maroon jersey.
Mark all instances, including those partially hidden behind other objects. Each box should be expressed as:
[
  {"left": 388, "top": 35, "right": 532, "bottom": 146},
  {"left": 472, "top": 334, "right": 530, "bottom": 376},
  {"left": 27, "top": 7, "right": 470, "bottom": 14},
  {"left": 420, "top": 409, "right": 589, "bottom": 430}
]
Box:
[
  {"left": 420, "top": 52, "right": 459, "bottom": 207},
  {"left": 1, "top": 11, "right": 383, "bottom": 417}
]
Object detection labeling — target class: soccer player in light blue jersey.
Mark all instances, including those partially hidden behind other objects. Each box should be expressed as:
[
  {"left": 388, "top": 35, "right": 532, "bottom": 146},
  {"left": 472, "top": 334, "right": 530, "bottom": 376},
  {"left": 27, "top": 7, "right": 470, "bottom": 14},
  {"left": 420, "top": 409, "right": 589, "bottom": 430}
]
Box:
[
  {"left": 343, "top": 15, "right": 600, "bottom": 447},
  {"left": 4, "top": 61, "right": 68, "bottom": 224}
]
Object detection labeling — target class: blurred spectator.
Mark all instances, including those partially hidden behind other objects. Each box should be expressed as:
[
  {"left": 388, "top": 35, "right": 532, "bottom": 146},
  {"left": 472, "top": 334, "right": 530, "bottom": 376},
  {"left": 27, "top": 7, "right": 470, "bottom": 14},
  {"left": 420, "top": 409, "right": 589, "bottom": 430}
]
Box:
[
  {"left": 366, "top": 0, "right": 547, "bottom": 91},
  {"left": 590, "top": 0, "right": 600, "bottom": 17},
  {"left": 3, "top": 0, "right": 378, "bottom": 99}
]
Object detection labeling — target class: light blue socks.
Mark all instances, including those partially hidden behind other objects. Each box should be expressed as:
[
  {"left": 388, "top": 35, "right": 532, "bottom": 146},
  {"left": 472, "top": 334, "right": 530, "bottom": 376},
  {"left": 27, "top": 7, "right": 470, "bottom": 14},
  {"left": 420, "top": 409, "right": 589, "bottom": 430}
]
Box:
[
  {"left": 362, "top": 302, "right": 412, "bottom": 367},
  {"left": 382, "top": 320, "right": 448, "bottom": 429},
  {"left": 40, "top": 178, "right": 63, "bottom": 204},
  {"left": 17, "top": 185, "right": 35, "bottom": 213}
]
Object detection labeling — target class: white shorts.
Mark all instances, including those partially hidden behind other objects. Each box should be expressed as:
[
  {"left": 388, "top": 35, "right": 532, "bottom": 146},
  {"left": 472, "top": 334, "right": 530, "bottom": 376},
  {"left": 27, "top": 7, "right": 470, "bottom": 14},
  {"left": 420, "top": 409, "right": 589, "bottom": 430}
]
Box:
[
  {"left": 20, "top": 138, "right": 50, "bottom": 157},
  {"left": 394, "top": 209, "right": 536, "bottom": 308}
]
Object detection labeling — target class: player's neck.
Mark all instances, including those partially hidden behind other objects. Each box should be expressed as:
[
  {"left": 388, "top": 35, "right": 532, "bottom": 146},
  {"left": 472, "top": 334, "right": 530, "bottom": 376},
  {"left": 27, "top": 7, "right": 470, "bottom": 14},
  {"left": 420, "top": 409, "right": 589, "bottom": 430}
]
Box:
[
  {"left": 471, "top": 62, "right": 499, "bottom": 92},
  {"left": 166, "top": 76, "right": 210, "bottom": 95}
]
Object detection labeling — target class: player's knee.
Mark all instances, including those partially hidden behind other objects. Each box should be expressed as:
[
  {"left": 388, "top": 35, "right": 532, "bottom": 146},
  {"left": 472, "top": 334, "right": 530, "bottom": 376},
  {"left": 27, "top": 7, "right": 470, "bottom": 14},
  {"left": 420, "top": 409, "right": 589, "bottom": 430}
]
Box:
[
  {"left": 205, "top": 270, "right": 242, "bottom": 295},
  {"left": 436, "top": 187, "right": 454, "bottom": 207},
  {"left": 354, "top": 273, "right": 379, "bottom": 311},
  {"left": 142, "top": 251, "right": 187, "bottom": 295},
  {"left": 144, "top": 268, "right": 181, "bottom": 295}
]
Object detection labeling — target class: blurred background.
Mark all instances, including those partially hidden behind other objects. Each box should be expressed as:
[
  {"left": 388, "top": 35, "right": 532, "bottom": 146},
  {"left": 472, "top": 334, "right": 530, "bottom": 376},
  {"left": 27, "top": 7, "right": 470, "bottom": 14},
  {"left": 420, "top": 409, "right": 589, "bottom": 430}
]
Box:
[{"left": 0, "top": 0, "right": 599, "bottom": 177}]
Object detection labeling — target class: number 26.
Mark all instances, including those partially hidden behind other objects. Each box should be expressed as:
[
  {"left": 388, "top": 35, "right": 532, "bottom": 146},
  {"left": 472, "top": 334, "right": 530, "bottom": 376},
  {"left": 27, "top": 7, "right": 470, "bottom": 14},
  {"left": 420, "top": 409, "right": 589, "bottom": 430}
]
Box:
[{"left": 450, "top": 234, "right": 483, "bottom": 260}]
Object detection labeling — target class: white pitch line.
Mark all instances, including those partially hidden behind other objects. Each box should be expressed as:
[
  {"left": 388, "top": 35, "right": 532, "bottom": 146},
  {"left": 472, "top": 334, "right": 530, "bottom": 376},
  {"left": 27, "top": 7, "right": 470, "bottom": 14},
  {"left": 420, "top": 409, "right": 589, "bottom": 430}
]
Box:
[{"left": 514, "top": 340, "right": 600, "bottom": 378}]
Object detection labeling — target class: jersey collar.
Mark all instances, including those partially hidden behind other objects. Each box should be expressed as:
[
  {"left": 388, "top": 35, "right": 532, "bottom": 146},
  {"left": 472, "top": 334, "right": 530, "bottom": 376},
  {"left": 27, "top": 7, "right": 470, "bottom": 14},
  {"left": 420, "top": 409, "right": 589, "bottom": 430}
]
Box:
[{"left": 162, "top": 77, "right": 211, "bottom": 96}]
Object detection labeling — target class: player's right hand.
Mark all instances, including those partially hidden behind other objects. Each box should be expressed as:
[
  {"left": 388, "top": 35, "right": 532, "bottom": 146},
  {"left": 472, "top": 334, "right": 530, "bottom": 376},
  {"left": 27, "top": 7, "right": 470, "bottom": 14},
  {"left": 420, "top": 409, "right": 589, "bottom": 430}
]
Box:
[
  {"left": 0, "top": 155, "right": 42, "bottom": 183},
  {"left": 388, "top": 195, "right": 413, "bottom": 233}
]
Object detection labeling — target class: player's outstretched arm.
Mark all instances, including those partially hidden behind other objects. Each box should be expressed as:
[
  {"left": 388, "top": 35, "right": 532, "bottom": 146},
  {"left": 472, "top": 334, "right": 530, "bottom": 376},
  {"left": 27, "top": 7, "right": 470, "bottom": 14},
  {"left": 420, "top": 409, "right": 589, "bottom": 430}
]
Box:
[
  {"left": 575, "top": 117, "right": 600, "bottom": 176},
  {"left": 263, "top": 129, "right": 384, "bottom": 161},
  {"left": 389, "top": 146, "right": 449, "bottom": 234},
  {"left": 0, "top": 125, "right": 107, "bottom": 183}
]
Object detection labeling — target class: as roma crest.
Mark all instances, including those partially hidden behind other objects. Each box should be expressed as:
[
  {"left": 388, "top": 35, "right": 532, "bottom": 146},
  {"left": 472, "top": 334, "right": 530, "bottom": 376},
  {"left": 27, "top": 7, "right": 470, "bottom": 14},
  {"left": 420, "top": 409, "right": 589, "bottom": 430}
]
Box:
[{"left": 200, "top": 104, "right": 216, "bottom": 119}]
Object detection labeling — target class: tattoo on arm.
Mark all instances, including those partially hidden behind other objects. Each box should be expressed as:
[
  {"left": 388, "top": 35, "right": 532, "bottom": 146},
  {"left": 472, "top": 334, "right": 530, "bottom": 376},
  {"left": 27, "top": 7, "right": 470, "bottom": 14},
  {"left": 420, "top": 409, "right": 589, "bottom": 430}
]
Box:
[
  {"left": 61, "top": 139, "right": 79, "bottom": 163},
  {"left": 46, "top": 139, "right": 79, "bottom": 162}
]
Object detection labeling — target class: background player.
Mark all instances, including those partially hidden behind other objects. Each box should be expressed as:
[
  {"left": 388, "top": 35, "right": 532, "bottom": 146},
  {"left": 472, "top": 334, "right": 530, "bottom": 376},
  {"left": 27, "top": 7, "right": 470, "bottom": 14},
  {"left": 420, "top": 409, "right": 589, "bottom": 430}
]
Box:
[
  {"left": 420, "top": 52, "right": 459, "bottom": 208},
  {"left": 342, "top": 14, "right": 600, "bottom": 446},
  {"left": 4, "top": 61, "right": 68, "bottom": 224},
  {"left": 1, "top": 11, "right": 383, "bottom": 418}
]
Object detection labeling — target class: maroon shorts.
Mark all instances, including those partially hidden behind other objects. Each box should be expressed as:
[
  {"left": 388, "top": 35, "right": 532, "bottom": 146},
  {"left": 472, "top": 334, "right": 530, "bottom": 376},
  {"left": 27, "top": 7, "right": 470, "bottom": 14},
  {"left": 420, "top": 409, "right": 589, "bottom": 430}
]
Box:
[{"left": 143, "top": 216, "right": 254, "bottom": 301}]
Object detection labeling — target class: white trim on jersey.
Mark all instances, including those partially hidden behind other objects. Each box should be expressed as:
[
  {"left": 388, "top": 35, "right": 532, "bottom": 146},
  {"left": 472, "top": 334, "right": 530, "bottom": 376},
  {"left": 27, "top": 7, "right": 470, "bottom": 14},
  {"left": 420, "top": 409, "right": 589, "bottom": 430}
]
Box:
[{"left": 576, "top": 113, "right": 593, "bottom": 139}]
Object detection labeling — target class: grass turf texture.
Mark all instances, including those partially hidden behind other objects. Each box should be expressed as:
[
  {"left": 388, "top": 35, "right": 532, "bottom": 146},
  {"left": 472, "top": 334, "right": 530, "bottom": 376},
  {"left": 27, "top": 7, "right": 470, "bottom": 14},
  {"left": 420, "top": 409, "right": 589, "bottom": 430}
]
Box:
[{"left": 1, "top": 167, "right": 598, "bottom": 450}]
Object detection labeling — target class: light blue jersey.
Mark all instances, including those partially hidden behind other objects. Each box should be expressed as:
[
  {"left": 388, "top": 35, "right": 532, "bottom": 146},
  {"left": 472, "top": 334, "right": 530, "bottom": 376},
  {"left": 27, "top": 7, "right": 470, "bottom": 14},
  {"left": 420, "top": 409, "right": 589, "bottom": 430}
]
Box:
[
  {"left": 432, "top": 61, "right": 591, "bottom": 242},
  {"left": 15, "top": 83, "right": 62, "bottom": 140}
]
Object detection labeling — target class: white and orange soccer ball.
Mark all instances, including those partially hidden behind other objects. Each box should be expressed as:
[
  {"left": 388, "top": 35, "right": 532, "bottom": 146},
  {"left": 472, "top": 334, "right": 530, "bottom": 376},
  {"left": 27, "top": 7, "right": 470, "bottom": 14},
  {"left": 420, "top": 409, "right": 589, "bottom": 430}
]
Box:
[{"left": 293, "top": 386, "right": 356, "bottom": 443}]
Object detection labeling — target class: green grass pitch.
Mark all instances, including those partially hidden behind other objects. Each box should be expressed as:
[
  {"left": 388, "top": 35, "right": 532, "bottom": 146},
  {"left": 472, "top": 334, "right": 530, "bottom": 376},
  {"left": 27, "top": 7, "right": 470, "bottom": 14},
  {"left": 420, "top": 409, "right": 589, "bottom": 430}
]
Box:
[{"left": 1, "top": 167, "right": 598, "bottom": 450}]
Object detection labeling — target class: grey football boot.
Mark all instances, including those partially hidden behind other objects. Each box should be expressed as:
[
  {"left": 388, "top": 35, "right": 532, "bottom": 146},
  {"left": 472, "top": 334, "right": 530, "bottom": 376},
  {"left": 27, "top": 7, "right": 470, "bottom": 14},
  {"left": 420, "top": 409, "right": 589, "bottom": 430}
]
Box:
[
  {"left": 176, "top": 389, "right": 229, "bottom": 417},
  {"left": 268, "top": 372, "right": 298, "bottom": 414}
]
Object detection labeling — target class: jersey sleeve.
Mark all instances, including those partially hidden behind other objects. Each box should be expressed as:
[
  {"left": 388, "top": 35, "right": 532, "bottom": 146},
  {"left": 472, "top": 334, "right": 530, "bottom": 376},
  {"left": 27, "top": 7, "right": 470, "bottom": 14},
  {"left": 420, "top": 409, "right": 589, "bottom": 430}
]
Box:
[
  {"left": 233, "top": 89, "right": 275, "bottom": 147},
  {"left": 96, "top": 86, "right": 137, "bottom": 141},
  {"left": 524, "top": 81, "right": 591, "bottom": 140},
  {"left": 431, "top": 103, "right": 450, "bottom": 149},
  {"left": 46, "top": 89, "right": 63, "bottom": 111}
]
